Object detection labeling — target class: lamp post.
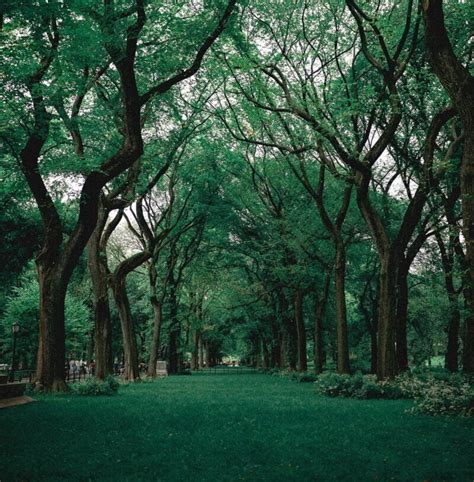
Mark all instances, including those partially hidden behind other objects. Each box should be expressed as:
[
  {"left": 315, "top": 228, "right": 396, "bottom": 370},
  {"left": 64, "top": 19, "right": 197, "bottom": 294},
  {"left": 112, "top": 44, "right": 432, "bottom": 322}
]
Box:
[{"left": 9, "top": 322, "right": 19, "bottom": 382}]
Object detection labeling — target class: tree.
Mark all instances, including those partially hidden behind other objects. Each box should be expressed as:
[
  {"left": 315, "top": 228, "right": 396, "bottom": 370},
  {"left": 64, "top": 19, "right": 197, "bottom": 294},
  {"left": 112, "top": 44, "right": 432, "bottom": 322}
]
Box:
[
  {"left": 422, "top": 0, "right": 474, "bottom": 373},
  {"left": 1, "top": 0, "right": 237, "bottom": 390}
]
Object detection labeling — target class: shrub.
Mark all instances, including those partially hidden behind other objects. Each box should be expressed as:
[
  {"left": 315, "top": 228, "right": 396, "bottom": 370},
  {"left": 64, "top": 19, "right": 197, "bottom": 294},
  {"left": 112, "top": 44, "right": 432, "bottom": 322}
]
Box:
[
  {"left": 413, "top": 381, "right": 474, "bottom": 417},
  {"left": 287, "top": 371, "right": 318, "bottom": 383},
  {"left": 315, "top": 372, "right": 364, "bottom": 397},
  {"left": 315, "top": 370, "right": 474, "bottom": 416},
  {"left": 71, "top": 376, "right": 119, "bottom": 396}
]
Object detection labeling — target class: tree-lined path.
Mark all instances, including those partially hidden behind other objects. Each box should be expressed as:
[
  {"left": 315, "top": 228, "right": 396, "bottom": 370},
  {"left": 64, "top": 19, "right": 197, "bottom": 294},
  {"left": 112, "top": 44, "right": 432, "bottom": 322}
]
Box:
[{"left": 1, "top": 374, "right": 473, "bottom": 481}]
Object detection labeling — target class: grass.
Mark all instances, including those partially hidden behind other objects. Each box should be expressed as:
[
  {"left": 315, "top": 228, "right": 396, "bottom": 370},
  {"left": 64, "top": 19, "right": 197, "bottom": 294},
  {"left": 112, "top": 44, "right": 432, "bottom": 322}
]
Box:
[{"left": 0, "top": 373, "right": 473, "bottom": 481}]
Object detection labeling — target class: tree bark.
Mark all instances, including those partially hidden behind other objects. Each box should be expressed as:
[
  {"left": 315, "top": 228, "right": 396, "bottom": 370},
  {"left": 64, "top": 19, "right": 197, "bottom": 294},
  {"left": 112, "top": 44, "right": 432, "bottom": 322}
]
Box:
[
  {"left": 314, "top": 274, "right": 330, "bottom": 374},
  {"left": 168, "top": 282, "right": 181, "bottom": 374},
  {"left": 110, "top": 277, "right": 139, "bottom": 381},
  {"left": 335, "top": 240, "right": 350, "bottom": 373},
  {"left": 294, "top": 289, "right": 307, "bottom": 371},
  {"left": 279, "top": 290, "right": 297, "bottom": 370},
  {"left": 87, "top": 203, "right": 113, "bottom": 379},
  {"left": 35, "top": 263, "right": 67, "bottom": 391},
  {"left": 147, "top": 297, "right": 163, "bottom": 377},
  {"left": 191, "top": 330, "right": 200, "bottom": 370},
  {"left": 376, "top": 252, "right": 399, "bottom": 379},
  {"left": 110, "top": 250, "right": 150, "bottom": 381}
]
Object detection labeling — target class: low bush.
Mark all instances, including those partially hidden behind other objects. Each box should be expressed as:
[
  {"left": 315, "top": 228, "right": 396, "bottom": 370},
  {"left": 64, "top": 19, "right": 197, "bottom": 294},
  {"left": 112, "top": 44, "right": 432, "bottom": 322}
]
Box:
[
  {"left": 287, "top": 371, "right": 318, "bottom": 383},
  {"left": 71, "top": 376, "right": 119, "bottom": 396},
  {"left": 412, "top": 380, "right": 474, "bottom": 417},
  {"left": 315, "top": 370, "right": 474, "bottom": 416}
]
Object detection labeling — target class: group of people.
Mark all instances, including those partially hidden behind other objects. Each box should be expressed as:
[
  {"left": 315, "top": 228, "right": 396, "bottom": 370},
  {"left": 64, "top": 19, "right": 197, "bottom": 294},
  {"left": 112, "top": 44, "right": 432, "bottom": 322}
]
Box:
[{"left": 64, "top": 359, "right": 95, "bottom": 380}]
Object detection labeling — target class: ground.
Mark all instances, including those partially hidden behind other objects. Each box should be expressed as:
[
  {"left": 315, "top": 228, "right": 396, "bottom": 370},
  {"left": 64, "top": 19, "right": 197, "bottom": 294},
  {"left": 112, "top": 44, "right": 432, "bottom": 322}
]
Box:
[{"left": 0, "top": 372, "right": 473, "bottom": 481}]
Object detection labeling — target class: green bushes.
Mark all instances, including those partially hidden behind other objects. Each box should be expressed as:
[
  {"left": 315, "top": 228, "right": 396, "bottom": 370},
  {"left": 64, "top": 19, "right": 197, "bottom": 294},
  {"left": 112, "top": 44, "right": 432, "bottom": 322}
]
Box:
[
  {"left": 412, "top": 379, "right": 474, "bottom": 417},
  {"left": 315, "top": 372, "right": 403, "bottom": 399},
  {"left": 314, "top": 370, "right": 474, "bottom": 417},
  {"left": 288, "top": 372, "right": 319, "bottom": 383},
  {"left": 71, "top": 376, "right": 119, "bottom": 396}
]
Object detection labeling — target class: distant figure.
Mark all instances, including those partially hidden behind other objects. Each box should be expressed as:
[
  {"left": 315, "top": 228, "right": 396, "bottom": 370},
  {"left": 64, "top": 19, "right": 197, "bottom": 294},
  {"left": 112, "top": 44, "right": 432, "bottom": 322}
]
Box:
[{"left": 90, "top": 360, "right": 96, "bottom": 376}]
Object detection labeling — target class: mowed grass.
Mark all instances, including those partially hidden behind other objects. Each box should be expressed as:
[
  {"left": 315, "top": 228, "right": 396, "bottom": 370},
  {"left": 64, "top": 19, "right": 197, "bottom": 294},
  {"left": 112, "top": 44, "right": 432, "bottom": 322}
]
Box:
[{"left": 1, "top": 373, "right": 473, "bottom": 481}]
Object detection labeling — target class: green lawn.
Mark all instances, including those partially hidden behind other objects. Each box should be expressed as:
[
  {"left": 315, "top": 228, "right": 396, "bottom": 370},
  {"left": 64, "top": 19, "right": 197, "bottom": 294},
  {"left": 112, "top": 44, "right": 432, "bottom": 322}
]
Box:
[{"left": 1, "top": 373, "right": 473, "bottom": 481}]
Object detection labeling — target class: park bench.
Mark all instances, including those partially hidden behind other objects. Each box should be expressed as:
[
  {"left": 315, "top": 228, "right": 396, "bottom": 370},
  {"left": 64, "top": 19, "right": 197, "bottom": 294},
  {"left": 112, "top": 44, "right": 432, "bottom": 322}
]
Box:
[{"left": 0, "top": 381, "right": 27, "bottom": 400}]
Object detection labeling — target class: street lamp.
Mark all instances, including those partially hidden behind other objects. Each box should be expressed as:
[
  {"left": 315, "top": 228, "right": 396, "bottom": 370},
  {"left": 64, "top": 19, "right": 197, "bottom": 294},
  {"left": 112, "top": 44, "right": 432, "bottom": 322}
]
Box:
[{"left": 9, "top": 322, "right": 20, "bottom": 382}]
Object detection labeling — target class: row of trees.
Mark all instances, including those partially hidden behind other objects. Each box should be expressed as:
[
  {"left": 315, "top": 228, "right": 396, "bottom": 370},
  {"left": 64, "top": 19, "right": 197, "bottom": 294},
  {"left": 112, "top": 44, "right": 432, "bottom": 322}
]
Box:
[{"left": 0, "top": 0, "right": 472, "bottom": 390}]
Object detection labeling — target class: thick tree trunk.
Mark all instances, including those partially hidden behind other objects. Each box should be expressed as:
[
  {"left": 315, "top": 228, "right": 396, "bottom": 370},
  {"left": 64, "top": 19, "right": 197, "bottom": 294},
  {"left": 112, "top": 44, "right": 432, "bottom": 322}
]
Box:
[
  {"left": 335, "top": 240, "right": 350, "bottom": 373},
  {"left": 110, "top": 251, "right": 149, "bottom": 381},
  {"left": 87, "top": 206, "right": 113, "bottom": 380},
  {"left": 111, "top": 278, "right": 139, "bottom": 381},
  {"left": 147, "top": 297, "right": 163, "bottom": 377},
  {"left": 35, "top": 263, "right": 67, "bottom": 392},
  {"left": 377, "top": 253, "right": 398, "bottom": 379}
]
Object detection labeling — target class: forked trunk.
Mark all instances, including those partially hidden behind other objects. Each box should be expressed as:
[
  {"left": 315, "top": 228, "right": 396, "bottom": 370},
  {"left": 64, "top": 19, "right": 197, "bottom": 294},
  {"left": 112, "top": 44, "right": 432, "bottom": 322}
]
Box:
[
  {"left": 87, "top": 208, "right": 113, "bottom": 379},
  {"left": 111, "top": 278, "right": 139, "bottom": 381}
]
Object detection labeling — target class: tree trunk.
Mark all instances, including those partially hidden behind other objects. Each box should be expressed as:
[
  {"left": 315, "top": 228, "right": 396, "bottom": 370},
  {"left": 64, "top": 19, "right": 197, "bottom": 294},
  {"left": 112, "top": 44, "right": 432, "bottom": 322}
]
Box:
[
  {"left": 269, "top": 314, "right": 282, "bottom": 368},
  {"left": 111, "top": 277, "right": 139, "bottom": 381},
  {"left": 335, "top": 240, "right": 350, "bottom": 373},
  {"left": 314, "top": 275, "right": 330, "bottom": 374},
  {"left": 147, "top": 297, "right": 163, "bottom": 377},
  {"left": 205, "top": 341, "right": 211, "bottom": 367},
  {"left": 377, "top": 253, "right": 398, "bottom": 379},
  {"left": 168, "top": 283, "right": 181, "bottom": 374},
  {"left": 198, "top": 336, "right": 204, "bottom": 368},
  {"left": 110, "top": 251, "right": 150, "bottom": 381},
  {"left": 191, "top": 330, "right": 200, "bottom": 370},
  {"left": 87, "top": 204, "right": 113, "bottom": 380},
  {"left": 294, "top": 289, "right": 307, "bottom": 372},
  {"left": 314, "top": 301, "right": 325, "bottom": 374},
  {"left": 278, "top": 290, "right": 297, "bottom": 370},
  {"left": 35, "top": 263, "right": 67, "bottom": 392}
]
